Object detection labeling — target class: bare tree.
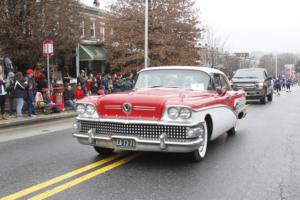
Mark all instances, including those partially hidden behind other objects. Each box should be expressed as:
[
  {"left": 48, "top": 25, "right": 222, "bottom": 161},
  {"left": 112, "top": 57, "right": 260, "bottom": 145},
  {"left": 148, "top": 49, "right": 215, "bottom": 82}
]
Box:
[
  {"left": 0, "top": 0, "right": 81, "bottom": 68},
  {"left": 199, "top": 25, "right": 230, "bottom": 68},
  {"left": 105, "top": 0, "right": 202, "bottom": 71}
]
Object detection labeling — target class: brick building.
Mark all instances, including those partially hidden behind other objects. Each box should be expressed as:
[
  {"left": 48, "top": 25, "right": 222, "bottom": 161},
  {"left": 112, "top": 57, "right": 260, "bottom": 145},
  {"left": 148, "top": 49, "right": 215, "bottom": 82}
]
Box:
[{"left": 70, "top": 3, "right": 108, "bottom": 78}]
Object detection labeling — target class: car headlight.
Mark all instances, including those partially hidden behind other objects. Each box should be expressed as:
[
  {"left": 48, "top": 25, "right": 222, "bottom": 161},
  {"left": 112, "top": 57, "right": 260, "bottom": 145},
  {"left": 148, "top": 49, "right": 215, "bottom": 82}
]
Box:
[
  {"left": 86, "top": 105, "right": 96, "bottom": 115},
  {"left": 257, "top": 82, "right": 264, "bottom": 89},
  {"left": 180, "top": 108, "right": 192, "bottom": 119},
  {"left": 76, "top": 104, "right": 86, "bottom": 114},
  {"left": 168, "top": 107, "right": 179, "bottom": 119}
]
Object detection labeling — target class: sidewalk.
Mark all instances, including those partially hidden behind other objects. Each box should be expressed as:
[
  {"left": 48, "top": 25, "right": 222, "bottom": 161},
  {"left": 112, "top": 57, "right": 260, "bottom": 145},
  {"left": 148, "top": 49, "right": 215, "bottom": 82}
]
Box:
[{"left": 0, "top": 111, "right": 77, "bottom": 129}]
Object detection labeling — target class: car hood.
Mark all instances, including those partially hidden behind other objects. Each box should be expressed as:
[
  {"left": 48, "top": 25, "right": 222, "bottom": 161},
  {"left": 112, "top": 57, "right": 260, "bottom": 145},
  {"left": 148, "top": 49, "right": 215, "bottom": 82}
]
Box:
[{"left": 96, "top": 88, "right": 215, "bottom": 121}]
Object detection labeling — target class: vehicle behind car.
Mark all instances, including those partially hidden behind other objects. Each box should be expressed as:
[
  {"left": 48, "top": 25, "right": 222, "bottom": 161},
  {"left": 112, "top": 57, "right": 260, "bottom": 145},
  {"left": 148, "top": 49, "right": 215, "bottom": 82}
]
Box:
[{"left": 231, "top": 68, "right": 273, "bottom": 104}]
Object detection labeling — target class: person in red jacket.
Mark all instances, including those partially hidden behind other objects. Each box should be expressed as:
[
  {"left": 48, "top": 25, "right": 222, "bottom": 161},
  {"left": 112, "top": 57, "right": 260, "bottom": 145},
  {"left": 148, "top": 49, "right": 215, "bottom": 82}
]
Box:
[
  {"left": 86, "top": 74, "right": 93, "bottom": 96},
  {"left": 74, "top": 84, "right": 84, "bottom": 100}
]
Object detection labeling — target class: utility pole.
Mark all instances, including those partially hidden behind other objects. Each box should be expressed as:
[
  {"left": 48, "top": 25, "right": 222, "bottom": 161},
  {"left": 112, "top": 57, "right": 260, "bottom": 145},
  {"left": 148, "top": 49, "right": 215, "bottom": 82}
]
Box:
[
  {"left": 144, "top": 0, "right": 149, "bottom": 68},
  {"left": 275, "top": 53, "right": 278, "bottom": 78}
]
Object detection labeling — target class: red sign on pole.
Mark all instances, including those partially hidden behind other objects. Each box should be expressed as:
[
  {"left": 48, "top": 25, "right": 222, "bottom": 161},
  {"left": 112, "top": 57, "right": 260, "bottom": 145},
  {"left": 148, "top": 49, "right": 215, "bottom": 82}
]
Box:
[{"left": 43, "top": 39, "right": 54, "bottom": 57}]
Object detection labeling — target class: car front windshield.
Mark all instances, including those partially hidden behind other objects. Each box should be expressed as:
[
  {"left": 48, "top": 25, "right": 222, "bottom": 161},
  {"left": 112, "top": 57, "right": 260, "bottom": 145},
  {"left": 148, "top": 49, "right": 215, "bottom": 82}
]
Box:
[
  {"left": 233, "top": 69, "right": 264, "bottom": 79},
  {"left": 134, "top": 69, "right": 211, "bottom": 91}
]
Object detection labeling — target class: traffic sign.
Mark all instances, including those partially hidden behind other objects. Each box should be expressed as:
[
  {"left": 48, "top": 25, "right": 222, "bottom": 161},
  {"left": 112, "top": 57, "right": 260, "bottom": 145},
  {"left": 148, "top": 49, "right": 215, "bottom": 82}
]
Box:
[{"left": 43, "top": 39, "right": 54, "bottom": 57}]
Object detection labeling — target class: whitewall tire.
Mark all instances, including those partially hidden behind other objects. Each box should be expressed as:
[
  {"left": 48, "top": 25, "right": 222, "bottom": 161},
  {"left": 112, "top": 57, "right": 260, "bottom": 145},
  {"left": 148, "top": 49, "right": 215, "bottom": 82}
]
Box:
[{"left": 191, "top": 122, "right": 208, "bottom": 162}]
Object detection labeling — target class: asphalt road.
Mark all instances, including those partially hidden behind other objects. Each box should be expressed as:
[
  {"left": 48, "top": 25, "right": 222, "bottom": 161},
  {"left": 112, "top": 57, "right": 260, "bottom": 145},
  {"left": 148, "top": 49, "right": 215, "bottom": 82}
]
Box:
[{"left": 0, "top": 87, "right": 300, "bottom": 200}]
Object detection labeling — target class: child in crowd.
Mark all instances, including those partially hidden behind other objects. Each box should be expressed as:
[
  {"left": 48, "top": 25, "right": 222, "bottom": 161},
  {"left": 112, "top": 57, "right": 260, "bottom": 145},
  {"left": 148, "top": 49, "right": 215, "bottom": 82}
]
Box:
[
  {"left": 74, "top": 84, "right": 84, "bottom": 100},
  {"left": 42, "top": 91, "right": 60, "bottom": 113}
]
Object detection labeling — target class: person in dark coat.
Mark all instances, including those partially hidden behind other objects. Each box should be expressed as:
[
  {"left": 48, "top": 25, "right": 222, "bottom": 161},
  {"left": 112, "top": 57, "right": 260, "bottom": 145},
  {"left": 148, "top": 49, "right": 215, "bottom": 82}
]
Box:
[
  {"left": 63, "top": 85, "right": 76, "bottom": 110},
  {"left": 11, "top": 72, "right": 27, "bottom": 118},
  {"left": 37, "top": 74, "right": 48, "bottom": 92},
  {"left": 24, "top": 69, "right": 37, "bottom": 93},
  {"left": 25, "top": 83, "right": 36, "bottom": 117},
  {"left": 77, "top": 70, "right": 87, "bottom": 95},
  {"left": 286, "top": 79, "right": 291, "bottom": 92}
]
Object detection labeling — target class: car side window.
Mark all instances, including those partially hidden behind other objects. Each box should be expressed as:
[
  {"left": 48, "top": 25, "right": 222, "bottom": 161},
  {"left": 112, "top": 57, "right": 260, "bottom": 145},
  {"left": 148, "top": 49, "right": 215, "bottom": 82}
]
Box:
[
  {"left": 213, "top": 74, "right": 222, "bottom": 88},
  {"left": 213, "top": 73, "right": 230, "bottom": 91},
  {"left": 220, "top": 75, "right": 230, "bottom": 90},
  {"left": 207, "top": 76, "right": 215, "bottom": 91}
]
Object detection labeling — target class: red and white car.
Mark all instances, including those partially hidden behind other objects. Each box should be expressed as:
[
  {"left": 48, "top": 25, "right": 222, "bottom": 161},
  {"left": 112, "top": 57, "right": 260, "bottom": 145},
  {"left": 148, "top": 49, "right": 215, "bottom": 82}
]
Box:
[{"left": 73, "top": 66, "right": 247, "bottom": 161}]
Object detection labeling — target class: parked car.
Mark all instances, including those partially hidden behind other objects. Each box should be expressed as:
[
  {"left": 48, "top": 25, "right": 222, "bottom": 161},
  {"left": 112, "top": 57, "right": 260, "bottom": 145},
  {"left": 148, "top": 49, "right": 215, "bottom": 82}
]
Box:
[
  {"left": 231, "top": 68, "right": 273, "bottom": 104},
  {"left": 73, "top": 66, "right": 247, "bottom": 162}
]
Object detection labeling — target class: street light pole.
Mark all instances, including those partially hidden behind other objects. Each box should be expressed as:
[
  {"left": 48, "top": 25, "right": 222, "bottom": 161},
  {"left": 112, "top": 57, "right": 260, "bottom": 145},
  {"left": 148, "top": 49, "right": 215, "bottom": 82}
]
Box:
[
  {"left": 275, "top": 53, "right": 278, "bottom": 78},
  {"left": 144, "top": 0, "right": 149, "bottom": 68}
]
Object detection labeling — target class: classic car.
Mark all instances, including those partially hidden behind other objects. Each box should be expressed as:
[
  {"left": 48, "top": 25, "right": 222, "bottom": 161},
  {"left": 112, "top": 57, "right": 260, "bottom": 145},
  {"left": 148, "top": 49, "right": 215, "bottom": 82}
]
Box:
[{"left": 73, "top": 66, "right": 247, "bottom": 162}]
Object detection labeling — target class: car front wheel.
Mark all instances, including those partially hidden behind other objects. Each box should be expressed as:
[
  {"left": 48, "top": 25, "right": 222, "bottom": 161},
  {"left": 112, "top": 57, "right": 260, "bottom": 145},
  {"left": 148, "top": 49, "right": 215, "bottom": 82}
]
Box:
[
  {"left": 191, "top": 123, "right": 208, "bottom": 162},
  {"left": 267, "top": 91, "right": 273, "bottom": 102},
  {"left": 94, "top": 146, "right": 114, "bottom": 156}
]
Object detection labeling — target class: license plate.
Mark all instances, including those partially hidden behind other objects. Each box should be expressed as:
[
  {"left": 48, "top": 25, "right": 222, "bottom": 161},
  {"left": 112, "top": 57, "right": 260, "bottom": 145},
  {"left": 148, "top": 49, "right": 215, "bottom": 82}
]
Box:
[{"left": 114, "top": 138, "right": 136, "bottom": 149}]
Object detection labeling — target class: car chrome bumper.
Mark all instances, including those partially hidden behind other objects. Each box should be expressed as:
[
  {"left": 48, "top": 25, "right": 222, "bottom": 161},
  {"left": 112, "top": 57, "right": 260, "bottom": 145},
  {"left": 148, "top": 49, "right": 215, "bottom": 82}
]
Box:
[
  {"left": 73, "top": 132, "right": 203, "bottom": 153},
  {"left": 244, "top": 89, "right": 266, "bottom": 98}
]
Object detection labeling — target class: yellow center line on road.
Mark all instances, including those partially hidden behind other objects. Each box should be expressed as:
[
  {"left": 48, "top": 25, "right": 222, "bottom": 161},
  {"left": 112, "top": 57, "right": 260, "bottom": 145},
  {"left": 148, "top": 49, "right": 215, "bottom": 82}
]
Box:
[
  {"left": 29, "top": 154, "right": 139, "bottom": 200},
  {"left": 0, "top": 154, "right": 122, "bottom": 200}
]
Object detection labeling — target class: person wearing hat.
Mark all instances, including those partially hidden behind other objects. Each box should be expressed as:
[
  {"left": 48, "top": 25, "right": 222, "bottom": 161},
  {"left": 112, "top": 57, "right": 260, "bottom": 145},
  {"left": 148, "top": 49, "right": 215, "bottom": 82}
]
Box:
[{"left": 24, "top": 68, "right": 37, "bottom": 115}]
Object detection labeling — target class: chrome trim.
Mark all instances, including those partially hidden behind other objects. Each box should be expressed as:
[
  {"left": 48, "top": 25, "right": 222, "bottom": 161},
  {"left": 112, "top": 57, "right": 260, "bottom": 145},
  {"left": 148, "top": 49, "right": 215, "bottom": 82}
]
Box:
[
  {"left": 104, "top": 105, "right": 156, "bottom": 111},
  {"left": 73, "top": 132, "right": 203, "bottom": 152},
  {"left": 104, "top": 105, "right": 122, "bottom": 110},
  {"left": 76, "top": 117, "right": 200, "bottom": 126},
  {"left": 81, "top": 133, "right": 204, "bottom": 146},
  {"left": 134, "top": 106, "right": 156, "bottom": 111}
]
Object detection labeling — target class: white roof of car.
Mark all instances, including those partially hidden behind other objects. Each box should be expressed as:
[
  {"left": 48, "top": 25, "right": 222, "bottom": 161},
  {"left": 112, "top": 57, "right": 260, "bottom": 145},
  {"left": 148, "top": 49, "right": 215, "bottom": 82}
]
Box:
[{"left": 139, "top": 66, "right": 226, "bottom": 75}]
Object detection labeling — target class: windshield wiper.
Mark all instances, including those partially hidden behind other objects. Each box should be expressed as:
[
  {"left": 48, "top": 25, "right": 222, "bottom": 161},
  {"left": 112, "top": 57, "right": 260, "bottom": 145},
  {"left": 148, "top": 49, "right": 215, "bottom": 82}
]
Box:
[
  {"left": 233, "top": 77, "right": 244, "bottom": 79},
  {"left": 148, "top": 85, "right": 163, "bottom": 88},
  {"left": 165, "top": 86, "right": 180, "bottom": 88},
  {"left": 244, "top": 76, "right": 258, "bottom": 79}
]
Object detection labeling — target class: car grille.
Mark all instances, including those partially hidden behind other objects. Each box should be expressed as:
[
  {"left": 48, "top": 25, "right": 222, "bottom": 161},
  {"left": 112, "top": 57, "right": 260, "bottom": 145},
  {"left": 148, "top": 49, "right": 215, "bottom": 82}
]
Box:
[
  {"left": 79, "top": 121, "right": 188, "bottom": 139},
  {"left": 233, "top": 83, "right": 256, "bottom": 90}
]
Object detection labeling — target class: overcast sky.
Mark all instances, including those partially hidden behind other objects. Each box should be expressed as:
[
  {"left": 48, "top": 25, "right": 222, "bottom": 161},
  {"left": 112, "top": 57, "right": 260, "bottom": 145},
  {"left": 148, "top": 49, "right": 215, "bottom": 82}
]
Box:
[{"left": 82, "top": 0, "right": 300, "bottom": 53}]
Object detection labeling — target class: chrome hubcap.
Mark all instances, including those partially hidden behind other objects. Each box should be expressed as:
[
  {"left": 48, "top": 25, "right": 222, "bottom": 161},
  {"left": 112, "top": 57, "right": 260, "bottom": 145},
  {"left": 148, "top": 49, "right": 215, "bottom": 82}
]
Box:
[{"left": 198, "top": 125, "right": 207, "bottom": 157}]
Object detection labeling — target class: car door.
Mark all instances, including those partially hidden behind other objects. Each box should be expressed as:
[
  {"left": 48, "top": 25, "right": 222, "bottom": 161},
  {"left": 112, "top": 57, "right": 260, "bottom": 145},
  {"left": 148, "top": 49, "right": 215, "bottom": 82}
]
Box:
[{"left": 210, "top": 73, "right": 236, "bottom": 139}]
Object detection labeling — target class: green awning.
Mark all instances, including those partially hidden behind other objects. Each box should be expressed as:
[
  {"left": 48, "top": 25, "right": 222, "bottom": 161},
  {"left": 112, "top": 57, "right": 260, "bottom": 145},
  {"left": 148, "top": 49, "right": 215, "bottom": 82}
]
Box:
[{"left": 79, "top": 44, "right": 107, "bottom": 61}]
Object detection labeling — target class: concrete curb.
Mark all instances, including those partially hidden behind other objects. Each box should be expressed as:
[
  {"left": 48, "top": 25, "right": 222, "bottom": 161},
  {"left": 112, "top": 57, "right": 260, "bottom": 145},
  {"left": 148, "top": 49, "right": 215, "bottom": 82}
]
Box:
[{"left": 0, "top": 112, "right": 77, "bottom": 129}]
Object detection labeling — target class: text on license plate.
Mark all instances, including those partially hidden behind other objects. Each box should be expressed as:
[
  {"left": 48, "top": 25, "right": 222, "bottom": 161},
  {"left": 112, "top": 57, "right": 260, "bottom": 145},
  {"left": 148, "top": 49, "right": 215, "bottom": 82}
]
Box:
[{"left": 115, "top": 138, "right": 136, "bottom": 149}]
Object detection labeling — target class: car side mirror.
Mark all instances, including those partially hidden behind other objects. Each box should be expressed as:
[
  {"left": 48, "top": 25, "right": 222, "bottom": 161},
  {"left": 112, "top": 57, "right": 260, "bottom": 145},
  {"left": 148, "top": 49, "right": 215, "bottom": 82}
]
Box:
[{"left": 216, "top": 87, "right": 227, "bottom": 96}]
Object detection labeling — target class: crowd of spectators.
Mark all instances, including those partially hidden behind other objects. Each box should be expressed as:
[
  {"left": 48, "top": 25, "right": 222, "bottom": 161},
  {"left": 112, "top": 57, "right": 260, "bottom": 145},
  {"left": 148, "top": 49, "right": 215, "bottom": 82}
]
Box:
[{"left": 0, "top": 65, "right": 135, "bottom": 120}]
